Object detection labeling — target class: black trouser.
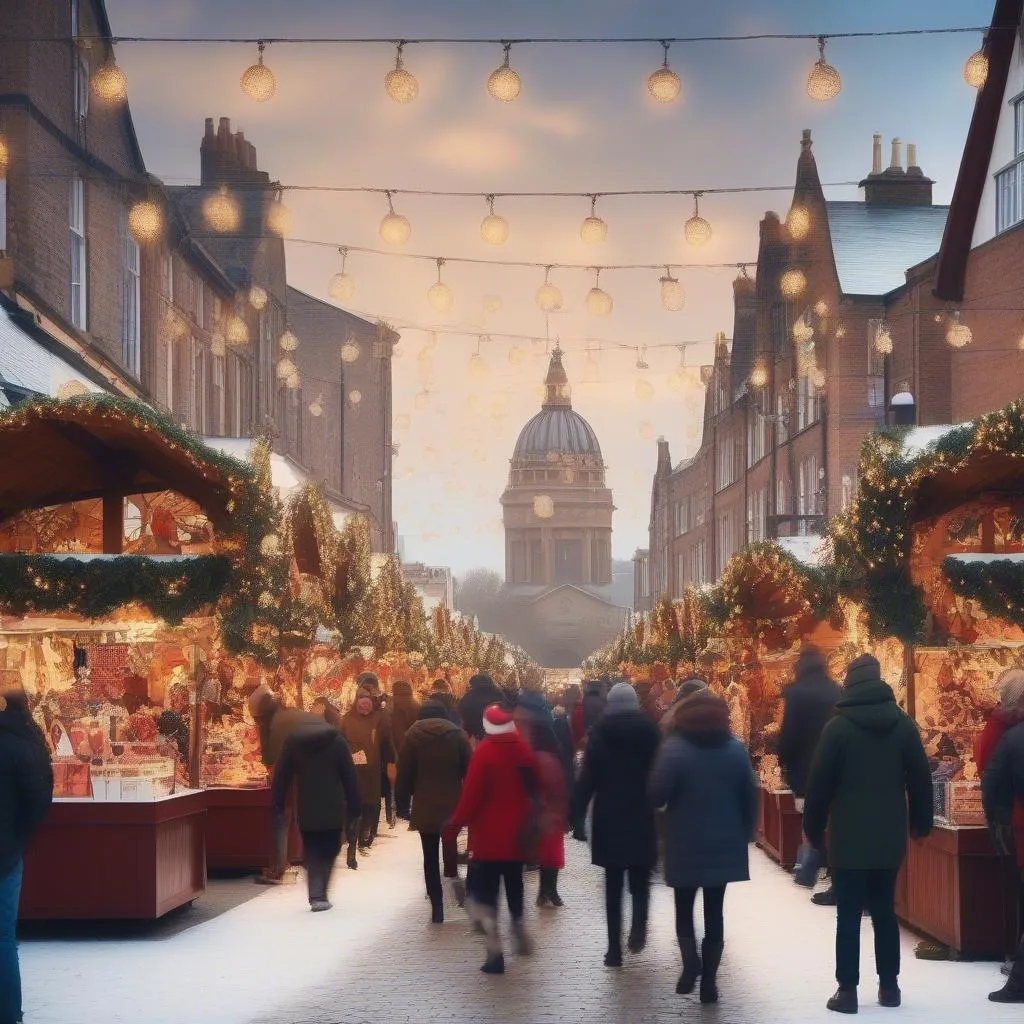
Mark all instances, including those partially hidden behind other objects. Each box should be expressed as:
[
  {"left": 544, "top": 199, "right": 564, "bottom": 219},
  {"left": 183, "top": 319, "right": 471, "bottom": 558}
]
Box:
[
  {"left": 302, "top": 829, "right": 342, "bottom": 902},
  {"left": 382, "top": 768, "right": 394, "bottom": 823},
  {"left": 604, "top": 866, "right": 651, "bottom": 952},
  {"left": 832, "top": 867, "right": 900, "bottom": 988},
  {"left": 359, "top": 801, "right": 381, "bottom": 846},
  {"left": 674, "top": 885, "right": 726, "bottom": 944},
  {"left": 473, "top": 860, "right": 525, "bottom": 920},
  {"left": 419, "top": 833, "right": 459, "bottom": 904}
]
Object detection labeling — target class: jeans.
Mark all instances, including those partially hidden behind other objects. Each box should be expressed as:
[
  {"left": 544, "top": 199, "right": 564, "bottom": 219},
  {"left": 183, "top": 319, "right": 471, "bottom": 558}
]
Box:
[
  {"left": 604, "top": 866, "right": 650, "bottom": 952},
  {"left": 674, "top": 885, "right": 726, "bottom": 944},
  {"left": 301, "top": 830, "right": 341, "bottom": 903},
  {"left": 419, "top": 833, "right": 458, "bottom": 906},
  {"left": 473, "top": 861, "right": 525, "bottom": 920},
  {"left": 0, "top": 859, "right": 23, "bottom": 1024},
  {"left": 832, "top": 867, "right": 900, "bottom": 988}
]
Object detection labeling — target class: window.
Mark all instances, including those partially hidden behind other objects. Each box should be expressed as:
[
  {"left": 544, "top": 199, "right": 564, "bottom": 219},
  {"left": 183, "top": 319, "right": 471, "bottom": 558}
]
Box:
[
  {"left": 716, "top": 431, "right": 737, "bottom": 492},
  {"left": 165, "top": 337, "right": 175, "bottom": 413},
  {"left": 259, "top": 309, "right": 273, "bottom": 413},
  {"left": 190, "top": 340, "right": 206, "bottom": 433},
  {"left": 69, "top": 175, "right": 86, "bottom": 329},
  {"left": 688, "top": 539, "right": 708, "bottom": 586},
  {"left": 798, "top": 454, "right": 819, "bottom": 532},
  {"left": 747, "top": 488, "right": 768, "bottom": 543},
  {"left": 747, "top": 410, "right": 768, "bottom": 467},
  {"left": 996, "top": 98, "right": 1024, "bottom": 234},
  {"left": 122, "top": 220, "right": 140, "bottom": 376},
  {"left": 0, "top": 175, "right": 7, "bottom": 252},
  {"left": 716, "top": 508, "right": 738, "bottom": 577},
  {"left": 592, "top": 535, "right": 610, "bottom": 585},
  {"left": 841, "top": 471, "right": 855, "bottom": 511},
  {"left": 555, "top": 539, "right": 582, "bottom": 584},
  {"left": 162, "top": 253, "right": 174, "bottom": 300},
  {"left": 675, "top": 552, "right": 685, "bottom": 598},
  {"left": 212, "top": 354, "right": 225, "bottom": 434},
  {"left": 529, "top": 539, "right": 543, "bottom": 583},
  {"left": 675, "top": 496, "right": 692, "bottom": 536},
  {"left": 777, "top": 476, "right": 787, "bottom": 518},
  {"left": 195, "top": 281, "right": 205, "bottom": 330},
  {"left": 797, "top": 375, "right": 819, "bottom": 431},
  {"left": 776, "top": 392, "right": 789, "bottom": 443}
]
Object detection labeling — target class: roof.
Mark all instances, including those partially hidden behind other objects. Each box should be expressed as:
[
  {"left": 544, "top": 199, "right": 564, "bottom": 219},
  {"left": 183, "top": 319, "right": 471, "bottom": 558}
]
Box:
[
  {"left": 825, "top": 201, "right": 949, "bottom": 296},
  {"left": 899, "top": 423, "right": 971, "bottom": 459},
  {"left": 935, "top": 0, "right": 1024, "bottom": 301},
  {"left": 513, "top": 407, "right": 602, "bottom": 460},
  {"left": 286, "top": 286, "right": 394, "bottom": 338}
]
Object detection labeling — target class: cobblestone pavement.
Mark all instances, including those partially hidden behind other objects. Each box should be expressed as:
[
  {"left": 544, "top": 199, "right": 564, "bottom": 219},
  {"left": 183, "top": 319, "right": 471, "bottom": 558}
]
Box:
[{"left": 18, "top": 827, "right": 1023, "bottom": 1024}]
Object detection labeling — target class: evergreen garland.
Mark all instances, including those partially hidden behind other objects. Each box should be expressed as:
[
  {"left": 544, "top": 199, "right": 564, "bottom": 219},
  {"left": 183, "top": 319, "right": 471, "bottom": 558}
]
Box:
[{"left": 942, "top": 557, "right": 1024, "bottom": 630}]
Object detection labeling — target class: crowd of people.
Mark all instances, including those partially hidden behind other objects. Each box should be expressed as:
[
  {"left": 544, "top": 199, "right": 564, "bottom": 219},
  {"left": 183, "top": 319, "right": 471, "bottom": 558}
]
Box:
[{"left": 6, "top": 654, "right": 1024, "bottom": 1020}]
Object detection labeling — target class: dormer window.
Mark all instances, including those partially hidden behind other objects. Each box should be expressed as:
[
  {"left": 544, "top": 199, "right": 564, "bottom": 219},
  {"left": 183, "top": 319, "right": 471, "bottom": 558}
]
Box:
[{"left": 995, "top": 97, "right": 1024, "bottom": 234}]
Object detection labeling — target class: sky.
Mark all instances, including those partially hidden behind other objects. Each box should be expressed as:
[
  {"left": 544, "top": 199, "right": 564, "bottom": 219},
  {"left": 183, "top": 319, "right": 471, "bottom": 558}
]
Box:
[{"left": 106, "top": 0, "right": 991, "bottom": 576}]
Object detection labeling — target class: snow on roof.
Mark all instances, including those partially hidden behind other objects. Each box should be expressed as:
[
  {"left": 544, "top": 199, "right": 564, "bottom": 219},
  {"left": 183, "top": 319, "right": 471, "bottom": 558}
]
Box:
[
  {"left": 775, "top": 535, "right": 829, "bottom": 568},
  {"left": 946, "top": 553, "right": 1024, "bottom": 565},
  {"left": 899, "top": 423, "right": 971, "bottom": 459}
]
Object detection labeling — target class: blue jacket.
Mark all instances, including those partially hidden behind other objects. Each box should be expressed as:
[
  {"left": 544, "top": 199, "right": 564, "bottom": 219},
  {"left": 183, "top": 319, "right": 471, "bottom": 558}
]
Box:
[{"left": 649, "top": 732, "right": 758, "bottom": 889}]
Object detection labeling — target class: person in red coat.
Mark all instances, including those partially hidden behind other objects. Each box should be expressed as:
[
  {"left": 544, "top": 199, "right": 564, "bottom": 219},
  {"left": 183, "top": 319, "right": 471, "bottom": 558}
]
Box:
[{"left": 446, "top": 704, "right": 538, "bottom": 975}]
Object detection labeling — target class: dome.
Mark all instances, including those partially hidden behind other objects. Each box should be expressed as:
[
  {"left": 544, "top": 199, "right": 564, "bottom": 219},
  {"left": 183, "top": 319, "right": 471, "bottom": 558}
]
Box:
[{"left": 513, "top": 407, "right": 602, "bottom": 460}]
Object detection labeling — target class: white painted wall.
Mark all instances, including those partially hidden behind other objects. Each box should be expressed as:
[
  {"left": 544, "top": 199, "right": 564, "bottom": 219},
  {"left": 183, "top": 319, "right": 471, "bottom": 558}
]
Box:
[{"left": 971, "top": 32, "right": 1024, "bottom": 249}]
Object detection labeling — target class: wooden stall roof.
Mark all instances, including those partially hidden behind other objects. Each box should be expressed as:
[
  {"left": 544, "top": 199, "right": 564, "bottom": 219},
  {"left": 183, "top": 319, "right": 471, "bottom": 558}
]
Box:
[{"left": 910, "top": 450, "right": 1024, "bottom": 525}]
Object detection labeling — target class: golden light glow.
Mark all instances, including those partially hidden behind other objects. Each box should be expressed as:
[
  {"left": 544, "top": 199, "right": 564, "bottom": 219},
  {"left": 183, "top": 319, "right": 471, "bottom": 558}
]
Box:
[
  {"left": 786, "top": 204, "right": 811, "bottom": 240},
  {"left": 385, "top": 44, "right": 419, "bottom": 104},
  {"left": 379, "top": 192, "right": 411, "bottom": 245},
  {"left": 874, "top": 326, "right": 893, "bottom": 355},
  {"left": 480, "top": 196, "right": 509, "bottom": 245},
  {"left": 487, "top": 46, "right": 521, "bottom": 102},
  {"left": 749, "top": 361, "right": 769, "bottom": 389},
  {"left": 807, "top": 36, "right": 842, "bottom": 101},
  {"left": 945, "top": 312, "right": 973, "bottom": 349},
  {"left": 341, "top": 339, "right": 361, "bottom": 363},
  {"left": 266, "top": 195, "right": 293, "bottom": 237},
  {"left": 533, "top": 495, "right": 555, "bottom": 519},
  {"left": 211, "top": 333, "right": 226, "bottom": 357},
  {"left": 241, "top": 43, "right": 276, "bottom": 102},
  {"left": 428, "top": 259, "right": 454, "bottom": 312},
  {"left": 248, "top": 285, "right": 268, "bottom": 310},
  {"left": 349, "top": 389, "right": 363, "bottom": 405},
  {"left": 964, "top": 48, "right": 989, "bottom": 89},
  {"left": 684, "top": 194, "right": 712, "bottom": 246},
  {"left": 279, "top": 329, "right": 299, "bottom": 352},
  {"left": 226, "top": 315, "right": 249, "bottom": 346},
  {"left": 586, "top": 286, "right": 613, "bottom": 317},
  {"left": 309, "top": 395, "right": 324, "bottom": 417},
  {"left": 648, "top": 44, "right": 682, "bottom": 103},
  {"left": 330, "top": 273, "right": 355, "bottom": 301},
  {"left": 92, "top": 59, "right": 128, "bottom": 104},
  {"left": 203, "top": 186, "right": 241, "bottom": 233},
  {"left": 57, "top": 380, "right": 89, "bottom": 400},
  {"left": 127, "top": 200, "right": 163, "bottom": 244},
  {"left": 780, "top": 268, "right": 807, "bottom": 299},
  {"left": 276, "top": 357, "right": 298, "bottom": 380},
  {"left": 660, "top": 270, "right": 684, "bottom": 311}
]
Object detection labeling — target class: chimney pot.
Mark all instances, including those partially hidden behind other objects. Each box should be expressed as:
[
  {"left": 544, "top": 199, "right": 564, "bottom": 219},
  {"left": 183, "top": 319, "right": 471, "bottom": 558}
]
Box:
[
  {"left": 889, "top": 137, "right": 903, "bottom": 172},
  {"left": 907, "top": 142, "right": 918, "bottom": 168},
  {"left": 871, "top": 132, "right": 883, "bottom": 175},
  {"left": 247, "top": 141, "right": 258, "bottom": 171},
  {"left": 204, "top": 117, "right": 215, "bottom": 140}
]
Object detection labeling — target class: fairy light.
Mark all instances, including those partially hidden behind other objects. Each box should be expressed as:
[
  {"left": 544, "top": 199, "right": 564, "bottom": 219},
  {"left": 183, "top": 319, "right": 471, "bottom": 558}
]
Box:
[
  {"left": 580, "top": 195, "right": 607, "bottom": 245},
  {"left": 480, "top": 195, "right": 509, "bottom": 245},
  {"left": 385, "top": 41, "right": 419, "bottom": 103},
  {"left": 964, "top": 44, "right": 989, "bottom": 89},
  {"left": 945, "top": 311, "right": 973, "bottom": 349},
  {"left": 309, "top": 394, "right": 324, "bottom": 417},
  {"left": 91, "top": 55, "right": 128, "bottom": 103},
  {"left": 279, "top": 328, "right": 299, "bottom": 352},
  {"left": 487, "top": 43, "right": 521, "bottom": 102},
  {"left": 647, "top": 41, "right": 682, "bottom": 103},
  {"left": 780, "top": 268, "right": 807, "bottom": 299},
  {"left": 749, "top": 360, "right": 769, "bottom": 389},
  {"left": 585, "top": 268, "right": 613, "bottom": 316},
  {"left": 266, "top": 190, "right": 293, "bottom": 237},
  {"left": 241, "top": 41, "right": 276, "bottom": 102},
  {"left": 349, "top": 389, "right": 363, "bottom": 406},
  {"left": 535, "top": 267, "right": 563, "bottom": 313},
  {"left": 427, "top": 257, "right": 454, "bottom": 312},
  {"left": 806, "top": 36, "right": 842, "bottom": 101},
  {"left": 379, "top": 191, "right": 412, "bottom": 245},
  {"left": 874, "top": 324, "right": 893, "bottom": 355},
  {"left": 127, "top": 199, "right": 163, "bottom": 244},
  {"left": 684, "top": 193, "right": 712, "bottom": 246},
  {"left": 329, "top": 247, "right": 355, "bottom": 301},
  {"left": 659, "top": 267, "right": 684, "bottom": 311},
  {"left": 248, "top": 285, "right": 268, "bottom": 310},
  {"left": 226, "top": 314, "right": 249, "bottom": 346},
  {"left": 276, "top": 357, "right": 297, "bottom": 381},
  {"left": 786, "top": 203, "right": 811, "bottom": 240},
  {"left": 341, "top": 338, "right": 361, "bottom": 363},
  {"left": 203, "top": 186, "right": 241, "bottom": 233}
]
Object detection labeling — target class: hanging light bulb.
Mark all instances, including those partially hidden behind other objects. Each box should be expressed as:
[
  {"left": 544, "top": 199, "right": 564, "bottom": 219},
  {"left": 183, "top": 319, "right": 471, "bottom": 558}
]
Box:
[
  {"left": 285, "top": 371, "right": 301, "bottom": 391},
  {"left": 248, "top": 284, "right": 268, "bottom": 310},
  {"left": 427, "top": 258, "right": 454, "bottom": 312},
  {"left": 945, "top": 311, "right": 973, "bottom": 349},
  {"left": 535, "top": 267, "right": 563, "bottom": 312},
  {"left": 487, "top": 42, "right": 521, "bottom": 102},
  {"left": 811, "top": 367, "right": 827, "bottom": 389},
  {"left": 276, "top": 356, "right": 297, "bottom": 381},
  {"left": 647, "top": 41, "right": 682, "bottom": 103},
  {"left": 385, "top": 41, "right": 419, "bottom": 103},
  {"left": 203, "top": 186, "right": 241, "bottom": 233},
  {"left": 749, "top": 360, "right": 769, "bottom": 389},
  {"left": 211, "top": 333, "right": 226, "bottom": 357},
  {"left": 379, "top": 191, "right": 411, "bottom": 245},
  {"left": 585, "top": 268, "right": 613, "bottom": 316},
  {"left": 659, "top": 267, "right": 685, "bottom": 311},
  {"left": 635, "top": 345, "right": 649, "bottom": 370},
  {"left": 329, "top": 247, "right": 355, "bottom": 301},
  {"left": 309, "top": 394, "right": 324, "bottom": 417},
  {"left": 508, "top": 344, "right": 525, "bottom": 367},
  {"left": 241, "top": 41, "right": 276, "bottom": 102},
  {"left": 278, "top": 328, "right": 299, "bottom": 352},
  {"left": 779, "top": 268, "right": 807, "bottom": 299},
  {"left": 349, "top": 389, "right": 363, "bottom": 406},
  {"left": 480, "top": 194, "right": 509, "bottom": 245},
  {"left": 469, "top": 348, "right": 489, "bottom": 382},
  {"left": 226, "top": 314, "right": 249, "bottom": 346},
  {"left": 482, "top": 295, "right": 503, "bottom": 315},
  {"left": 580, "top": 195, "right": 607, "bottom": 245},
  {"left": 684, "top": 193, "right": 712, "bottom": 247},
  {"left": 668, "top": 365, "right": 696, "bottom": 392},
  {"left": 964, "top": 44, "right": 989, "bottom": 89},
  {"left": 341, "top": 338, "right": 361, "bottom": 363},
  {"left": 835, "top": 323, "right": 846, "bottom": 339},
  {"left": 266, "top": 190, "right": 292, "bottom": 237},
  {"left": 91, "top": 55, "right": 128, "bottom": 104},
  {"left": 786, "top": 203, "right": 811, "bottom": 241},
  {"left": 806, "top": 36, "right": 842, "bottom": 102},
  {"left": 127, "top": 199, "right": 163, "bottom": 244},
  {"left": 874, "top": 324, "right": 893, "bottom": 355},
  {"left": 814, "top": 299, "right": 829, "bottom": 318},
  {"left": 635, "top": 378, "right": 655, "bottom": 401}
]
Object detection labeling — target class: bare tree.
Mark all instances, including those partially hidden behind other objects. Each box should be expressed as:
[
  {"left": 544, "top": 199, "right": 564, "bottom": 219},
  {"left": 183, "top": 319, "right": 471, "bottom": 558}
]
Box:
[{"left": 454, "top": 568, "right": 504, "bottom": 620}]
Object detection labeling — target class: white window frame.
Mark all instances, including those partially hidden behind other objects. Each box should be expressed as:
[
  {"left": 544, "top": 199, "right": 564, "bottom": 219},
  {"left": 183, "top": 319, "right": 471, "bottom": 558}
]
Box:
[
  {"left": 232, "top": 355, "right": 244, "bottom": 435},
  {"left": 212, "top": 354, "right": 225, "bottom": 434},
  {"left": 776, "top": 393, "right": 789, "bottom": 443},
  {"left": 122, "top": 219, "right": 140, "bottom": 377},
  {"left": 195, "top": 279, "right": 205, "bottom": 330},
  {"left": 162, "top": 252, "right": 174, "bottom": 300},
  {"left": 798, "top": 455, "right": 819, "bottom": 532},
  {"left": 165, "top": 337, "right": 175, "bottom": 413},
  {"left": 74, "top": 51, "right": 89, "bottom": 124},
  {"left": 0, "top": 176, "right": 7, "bottom": 252},
  {"left": 69, "top": 174, "right": 87, "bottom": 330},
  {"left": 797, "top": 376, "right": 819, "bottom": 431}
]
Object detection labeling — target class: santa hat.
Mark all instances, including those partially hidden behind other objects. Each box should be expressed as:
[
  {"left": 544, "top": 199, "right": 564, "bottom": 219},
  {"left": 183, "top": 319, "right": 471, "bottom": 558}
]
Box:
[{"left": 483, "top": 704, "right": 515, "bottom": 736}]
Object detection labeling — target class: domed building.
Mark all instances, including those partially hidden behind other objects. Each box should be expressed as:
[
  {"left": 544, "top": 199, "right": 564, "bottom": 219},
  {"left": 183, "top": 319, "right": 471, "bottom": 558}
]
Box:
[{"left": 498, "top": 348, "right": 625, "bottom": 667}]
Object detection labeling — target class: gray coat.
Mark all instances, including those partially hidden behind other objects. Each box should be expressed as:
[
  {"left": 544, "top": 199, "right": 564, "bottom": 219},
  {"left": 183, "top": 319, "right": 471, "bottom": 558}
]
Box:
[{"left": 649, "top": 733, "right": 759, "bottom": 889}]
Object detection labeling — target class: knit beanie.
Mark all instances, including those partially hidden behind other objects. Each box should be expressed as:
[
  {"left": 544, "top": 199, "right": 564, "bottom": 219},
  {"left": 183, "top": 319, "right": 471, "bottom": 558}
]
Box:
[
  {"left": 605, "top": 682, "right": 639, "bottom": 714},
  {"left": 844, "top": 654, "right": 881, "bottom": 688},
  {"left": 674, "top": 677, "right": 708, "bottom": 704},
  {"left": 999, "top": 668, "right": 1024, "bottom": 712}
]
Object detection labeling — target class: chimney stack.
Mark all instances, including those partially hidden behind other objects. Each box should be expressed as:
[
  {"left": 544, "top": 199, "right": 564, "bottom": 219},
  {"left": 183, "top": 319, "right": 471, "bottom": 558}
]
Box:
[
  {"left": 200, "top": 116, "right": 270, "bottom": 187},
  {"left": 889, "top": 137, "right": 903, "bottom": 173},
  {"left": 860, "top": 133, "right": 933, "bottom": 206},
  {"left": 871, "top": 132, "right": 883, "bottom": 175}
]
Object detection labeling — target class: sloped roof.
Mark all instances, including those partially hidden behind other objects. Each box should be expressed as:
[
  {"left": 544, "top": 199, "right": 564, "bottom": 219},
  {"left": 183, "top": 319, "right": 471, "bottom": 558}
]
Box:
[{"left": 825, "top": 201, "right": 949, "bottom": 296}]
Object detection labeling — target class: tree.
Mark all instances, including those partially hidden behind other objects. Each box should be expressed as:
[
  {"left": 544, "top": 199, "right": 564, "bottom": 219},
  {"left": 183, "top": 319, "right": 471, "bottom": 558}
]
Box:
[
  {"left": 333, "top": 515, "right": 373, "bottom": 648},
  {"left": 454, "top": 568, "right": 504, "bottom": 621}
]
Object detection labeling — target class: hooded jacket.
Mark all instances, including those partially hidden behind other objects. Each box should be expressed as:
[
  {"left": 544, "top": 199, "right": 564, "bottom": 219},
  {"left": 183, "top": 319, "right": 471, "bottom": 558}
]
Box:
[
  {"left": 803, "top": 656, "right": 933, "bottom": 870},
  {"left": 0, "top": 702, "right": 54, "bottom": 877},
  {"left": 340, "top": 687, "right": 395, "bottom": 807},
  {"left": 574, "top": 707, "right": 661, "bottom": 868},
  {"left": 389, "top": 680, "right": 421, "bottom": 757},
  {"left": 457, "top": 675, "right": 505, "bottom": 741},
  {"left": 249, "top": 686, "right": 326, "bottom": 769},
  {"left": 395, "top": 707, "right": 472, "bottom": 833},
  {"left": 272, "top": 720, "right": 360, "bottom": 833},
  {"left": 777, "top": 648, "right": 841, "bottom": 798}
]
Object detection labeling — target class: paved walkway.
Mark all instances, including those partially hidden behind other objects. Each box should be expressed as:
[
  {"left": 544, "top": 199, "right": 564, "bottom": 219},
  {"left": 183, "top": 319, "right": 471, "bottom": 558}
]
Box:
[{"left": 18, "top": 828, "right": 1022, "bottom": 1023}]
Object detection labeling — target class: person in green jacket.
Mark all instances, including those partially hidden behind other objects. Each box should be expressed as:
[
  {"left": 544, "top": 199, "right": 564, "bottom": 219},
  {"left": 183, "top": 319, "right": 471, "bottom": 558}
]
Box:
[{"left": 803, "top": 654, "right": 933, "bottom": 1016}]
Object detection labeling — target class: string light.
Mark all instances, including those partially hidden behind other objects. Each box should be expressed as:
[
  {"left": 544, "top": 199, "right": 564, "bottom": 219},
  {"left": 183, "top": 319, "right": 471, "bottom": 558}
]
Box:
[
  {"left": 487, "top": 43, "right": 521, "bottom": 101},
  {"left": 483, "top": 295, "right": 503, "bottom": 314},
  {"left": 874, "top": 323, "right": 893, "bottom": 354},
  {"left": 226, "top": 313, "right": 249, "bottom": 346},
  {"left": 963, "top": 44, "right": 988, "bottom": 88},
  {"left": 276, "top": 357, "right": 298, "bottom": 380},
  {"left": 659, "top": 267, "right": 684, "bottom": 311},
  {"left": 580, "top": 195, "right": 608, "bottom": 245},
  {"left": 266, "top": 191, "right": 293, "bottom": 237},
  {"left": 586, "top": 268, "right": 613, "bottom": 316},
  {"left": 480, "top": 195, "right": 509, "bottom": 245},
  {"left": 329, "top": 247, "right": 356, "bottom": 301},
  {"left": 647, "top": 41, "right": 682, "bottom": 103},
  {"left": 349, "top": 389, "right": 363, "bottom": 405},
  {"left": 811, "top": 367, "right": 826, "bottom": 388},
  {"left": 211, "top": 332, "right": 226, "bottom": 357},
  {"left": 535, "top": 267, "right": 563, "bottom": 313},
  {"left": 749, "top": 360, "right": 769, "bottom": 389},
  {"left": 786, "top": 203, "right": 811, "bottom": 240},
  {"left": 241, "top": 41, "right": 276, "bottom": 101},
  {"left": 385, "top": 41, "right": 419, "bottom": 103},
  {"left": 248, "top": 284, "right": 268, "bottom": 310},
  {"left": 0, "top": 134, "right": 7, "bottom": 174},
  {"left": 780, "top": 268, "right": 807, "bottom": 299},
  {"left": 279, "top": 328, "right": 299, "bottom": 352},
  {"left": 91, "top": 55, "right": 128, "bottom": 103},
  {"left": 684, "top": 193, "right": 712, "bottom": 246},
  {"left": 309, "top": 394, "right": 324, "bottom": 417},
  {"left": 945, "top": 310, "right": 973, "bottom": 348},
  {"left": 127, "top": 199, "right": 163, "bottom": 244},
  {"left": 379, "top": 191, "right": 412, "bottom": 245},
  {"left": 203, "top": 185, "right": 241, "bottom": 233},
  {"left": 814, "top": 298, "right": 829, "bottom": 317},
  {"left": 341, "top": 338, "right": 361, "bottom": 363},
  {"left": 635, "top": 378, "right": 655, "bottom": 401},
  {"left": 427, "top": 257, "right": 454, "bottom": 312},
  {"left": 806, "top": 36, "right": 841, "bottom": 101}
]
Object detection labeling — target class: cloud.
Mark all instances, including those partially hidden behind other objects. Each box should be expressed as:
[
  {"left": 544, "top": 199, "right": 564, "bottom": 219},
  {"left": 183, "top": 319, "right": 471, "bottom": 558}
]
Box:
[{"left": 422, "top": 125, "right": 524, "bottom": 173}]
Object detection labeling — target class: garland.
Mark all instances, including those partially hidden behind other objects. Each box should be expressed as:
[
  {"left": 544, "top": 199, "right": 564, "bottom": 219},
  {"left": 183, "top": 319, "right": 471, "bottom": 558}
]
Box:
[{"left": 942, "top": 557, "right": 1024, "bottom": 630}]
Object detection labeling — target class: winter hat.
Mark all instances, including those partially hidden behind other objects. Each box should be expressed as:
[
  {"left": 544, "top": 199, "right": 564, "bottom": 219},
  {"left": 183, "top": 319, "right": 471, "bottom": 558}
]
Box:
[
  {"left": 999, "top": 668, "right": 1024, "bottom": 711},
  {"left": 606, "top": 682, "right": 639, "bottom": 714},
  {"left": 357, "top": 671, "right": 380, "bottom": 692},
  {"left": 517, "top": 689, "right": 550, "bottom": 718},
  {"left": 844, "top": 654, "right": 881, "bottom": 688},
  {"left": 247, "top": 684, "right": 279, "bottom": 719},
  {"left": 674, "top": 677, "right": 707, "bottom": 705},
  {"left": 671, "top": 690, "right": 731, "bottom": 734},
  {"left": 482, "top": 704, "right": 516, "bottom": 735},
  {"left": 470, "top": 673, "right": 496, "bottom": 691},
  {"left": 418, "top": 700, "right": 450, "bottom": 721}
]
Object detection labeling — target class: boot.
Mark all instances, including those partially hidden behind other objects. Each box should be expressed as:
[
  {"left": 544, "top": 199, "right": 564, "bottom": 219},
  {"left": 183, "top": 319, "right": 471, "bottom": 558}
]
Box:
[
  {"left": 675, "top": 936, "right": 701, "bottom": 994},
  {"left": 451, "top": 876, "right": 467, "bottom": 908},
  {"left": 813, "top": 885, "right": 837, "bottom": 906},
  {"left": 480, "top": 907, "right": 504, "bottom": 974},
  {"left": 699, "top": 940, "right": 724, "bottom": 1004},
  {"left": 537, "top": 868, "right": 564, "bottom": 908},
  {"left": 628, "top": 892, "right": 649, "bottom": 954},
  {"left": 878, "top": 984, "right": 901, "bottom": 1007},
  {"left": 827, "top": 986, "right": 858, "bottom": 1014},
  {"left": 512, "top": 918, "right": 534, "bottom": 956},
  {"left": 346, "top": 841, "right": 358, "bottom": 870},
  {"left": 990, "top": 938, "right": 1024, "bottom": 1002},
  {"left": 604, "top": 946, "right": 623, "bottom": 968}
]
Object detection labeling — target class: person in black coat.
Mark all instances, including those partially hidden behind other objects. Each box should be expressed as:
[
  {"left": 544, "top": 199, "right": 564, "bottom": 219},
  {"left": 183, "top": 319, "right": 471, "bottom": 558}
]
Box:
[
  {"left": 458, "top": 674, "right": 505, "bottom": 743},
  {"left": 574, "top": 682, "right": 661, "bottom": 968},
  {"left": 581, "top": 679, "right": 607, "bottom": 734},
  {"left": 272, "top": 720, "right": 360, "bottom": 911},
  {"left": 0, "top": 690, "right": 53, "bottom": 1024}
]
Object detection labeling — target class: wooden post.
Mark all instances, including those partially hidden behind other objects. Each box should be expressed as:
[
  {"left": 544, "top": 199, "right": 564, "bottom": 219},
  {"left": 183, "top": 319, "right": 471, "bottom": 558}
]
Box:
[
  {"left": 189, "top": 644, "right": 203, "bottom": 791},
  {"left": 102, "top": 495, "right": 124, "bottom": 554},
  {"left": 903, "top": 642, "right": 917, "bottom": 719}
]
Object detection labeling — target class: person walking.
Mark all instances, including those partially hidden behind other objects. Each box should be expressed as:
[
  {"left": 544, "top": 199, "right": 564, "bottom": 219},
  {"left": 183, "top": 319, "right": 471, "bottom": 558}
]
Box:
[
  {"left": 803, "top": 654, "right": 933, "bottom": 1014},
  {"left": 357, "top": 673, "right": 398, "bottom": 829},
  {"left": 395, "top": 699, "right": 472, "bottom": 923},
  {"left": 649, "top": 688, "right": 758, "bottom": 1004},
  {"left": 458, "top": 673, "right": 505, "bottom": 744},
  {"left": 428, "top": 678, "right": 462, "bottom": 726},
  {"left": 271, "top": 717, "right": 360, "bottom": 911},
  {"left": 390, "top": 680, "right": 421, "bottom": 758},
  {"left": 340, "top": 685, "right": 395, "bottom": 861},
  {"left": 980, "top": 668, "right": 1024, "bottom": 1003},
  {"left": 310, "top": 696, "right": 343, "bottom": 730},
  {"left": 581, "top": 679, "right": 607, "bottom": 736},
  {"left": 777, "top": 646, "right": 841, "bottom": 895},
  {"left": 574, "top": 681, "right": 661, "bottom": 967},
  {"left": 445, "top": 704, "right": 539, "bottom": 974},
  {"left": 1, "top": 690, "right": 53, "bottom": 1024}
]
